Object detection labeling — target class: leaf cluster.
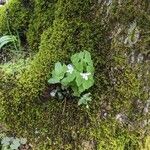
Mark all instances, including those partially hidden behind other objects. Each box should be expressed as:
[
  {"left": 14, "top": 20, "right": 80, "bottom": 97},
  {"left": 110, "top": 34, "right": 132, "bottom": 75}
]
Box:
[
  {"left": 1, "top": 136, "right": 27, "bottom": 150},
  {"left": 48, "top": 50, "right": 95, "bottom": 97}
]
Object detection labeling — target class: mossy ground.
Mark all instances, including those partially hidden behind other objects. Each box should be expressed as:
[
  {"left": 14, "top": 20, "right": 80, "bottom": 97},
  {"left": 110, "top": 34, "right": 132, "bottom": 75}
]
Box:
[{"left": 0, "top": 0, "right": 150, "bottom": 149}]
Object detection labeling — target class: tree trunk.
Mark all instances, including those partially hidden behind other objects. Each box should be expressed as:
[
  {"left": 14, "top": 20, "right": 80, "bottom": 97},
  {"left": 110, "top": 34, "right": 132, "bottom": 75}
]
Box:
[{"left": 0, "top": 0, "right": 150, "bottom": 149}]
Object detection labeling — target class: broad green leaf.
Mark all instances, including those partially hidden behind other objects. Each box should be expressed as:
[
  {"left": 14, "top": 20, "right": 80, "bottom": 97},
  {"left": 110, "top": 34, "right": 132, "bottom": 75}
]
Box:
[
  {"left": 71, "top": 52, "right": 84, "bottom": 72},
  {"left": 74, "top": 61, "right": 83, "bottom": 72},
  {"left": 55, "top": 62, "right": 63, "bottom": 75},
  {"left": 0, "top": 35, "right": 17, "bottom": 49},
  {"left": 10, "top": 143, "right": 20, "bottom": 150},
  {"left": 52, "top": 70, "right": 56, "bottom": 78},
  {"left": 78, "top": 51, "right": 84, "bottom": 59},
  {"left": 71, "top": 53, "right": 79, "bottom": 64},
  {"left": 75, "top": 73, "right": 83, "bottom": 87},
  {"left": 1, "top": 137, "right": 10, "bottom": 146},
  {"left": 61, "top": 63, "right": 67, "bottom": 75},
  {"left": 9, "top": 137, "right": 15, "bottom": 142},
  {"left": 84, "top": 51, "right": 91, "bottom": 61},
  {"left": 61, "top": 73, "right": 75, "bottom": 86},
  {"left": 13, "top": 138, "right": 20, "bottom": 143},
  {"left": 48, "top": 78, "right": 60, "bottom": 84},
  {"left": 10, "top": 139, "right": 20, "bottom": 149},
  {"left": 66, "top": 72, "right": 76, "bottom": 81},
  {"left": 61, "top": 78, "right": 69, "bottom": 86},
  {"left": 72, "top": 86, "right": 80, "bottom": 97},
  {"left": 82, "top": 78, "right": 94, "bottom": 90},
  {"left": 78, "top": 85, "right": 85, "bottom": 94},
  {"left": 52, "top": 62, "right": 67, "bottom": 80},
  {"left": 52, "top": 71, "right": 64, "bottom": 80},
  {"left": 86, "top": 65, "right": 94, "bottom": 73}
]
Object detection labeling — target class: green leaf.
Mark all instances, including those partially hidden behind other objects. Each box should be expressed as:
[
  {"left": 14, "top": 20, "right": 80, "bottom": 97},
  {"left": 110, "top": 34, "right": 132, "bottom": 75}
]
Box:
[
  {"left": 0, "top": 35, "right": 17, "bottom": 49},
  {"left": 10, "top": 139, "right": 20, "bottom": 150},
  {"left": 48, "top": 78, "right": 60, "bottom": 84},
  {"left": 72, "top": 86, "right": 80, "bottom": 97},
  {"left": 75, "top": 72, "right": 83, "bottom": 87},
  {"left": 84, "top": 51, "right": 92, "bottom": 63},
  {"left": 71, "top": 52, "right": 84, "bottom": 72},
  {"left": 86, "top": 65, "right": 94, "bottom": 73},
  {"left": 82, "top": 77, "right": 94, "bottom": 90},
  {"left": 78, "top": 85, "right": 85, "bottom": 94},
  {"left": 78, "top": 51, "right": 84, "bottom": 59},
  {"left": 1, "top": 137, "right": 10, "bottom": 146},
  {"left": 61, "top": 73, "right": 75, "bottom": 86},
  {"left": 52, "top": 71, "right": 64, "bottom": 80},
  {"left": 75, "top": 61, "right": 83, "bottom": 72},
  {"left": 61, "top": 78, "right": 69, "bottom": 86},
  {"left": 54, "top": 62, "right": 63, "bottom": 75},
  {"left": 10, "top": 143, "right": 20, "bottom": 150},
  {"left": 71, "top": 53, "right": 79, "bottom": 64},
  {"left": 51, "top": 62, "right": 67, "bottom": 80},
  {"left": 55, "top": 62, "right": 61, "bottom": 69},
  {"left": 55, "top": 62, "right": 67, "bottom": 75},
  {"left": 78, "top": 93, "right": 92, "bottom": 106}
]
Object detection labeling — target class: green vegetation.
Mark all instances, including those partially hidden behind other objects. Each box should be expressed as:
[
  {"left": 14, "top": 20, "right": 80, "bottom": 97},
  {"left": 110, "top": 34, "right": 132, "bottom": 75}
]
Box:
[
  {"left": 78, "top": 93, "right": 92, "bottom": 108},
  {"left": 0, "top": 0, "right": 149, "bottom": 149},
  {"left": 0, "top": 35, "right": 17, "bottom": 49},
  {"left": 48, "top": 51, "right": 95, "bottom": 97},
  {"left": 1, "top": 136, "right": 27, "bottom": 150}
]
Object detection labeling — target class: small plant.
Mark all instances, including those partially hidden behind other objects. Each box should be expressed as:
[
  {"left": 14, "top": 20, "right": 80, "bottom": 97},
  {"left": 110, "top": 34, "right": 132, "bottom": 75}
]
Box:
[
  {"left": 48, "top": 50, "right": 94, "bottom": 96},
  {"left": 78, "top": 93, "right": 92, "bottom": 108},
  {"left": 1, "top": 136, "right": 27, "bottom": 150},
  {"left": 0, "top": 35, "right": 18, "bottom": 50},
  {"left": 48, "top": 50, "right": 95, "bottom": 107}
]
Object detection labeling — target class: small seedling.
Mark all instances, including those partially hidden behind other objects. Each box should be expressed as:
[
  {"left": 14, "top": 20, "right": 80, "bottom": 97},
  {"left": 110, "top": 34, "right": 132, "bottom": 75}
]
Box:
[
  {"left": 78, "top": 93, "right": 92, "bottom": 108},
  {"left": 48, "top": 51, "right": 95, "bottom": 107}
]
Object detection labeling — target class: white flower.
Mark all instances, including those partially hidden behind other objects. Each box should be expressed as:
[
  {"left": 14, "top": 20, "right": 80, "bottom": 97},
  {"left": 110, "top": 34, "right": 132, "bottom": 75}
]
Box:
[
  {"left": 80, "top": 72, "right": 91, "bottom": 80},
  {"left": 66, "top": 64, "right": 74, "bottom": 74}
]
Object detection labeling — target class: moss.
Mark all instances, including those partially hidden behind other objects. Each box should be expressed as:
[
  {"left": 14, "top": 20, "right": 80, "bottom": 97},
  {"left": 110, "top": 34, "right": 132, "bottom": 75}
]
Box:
[
  {"left": 140, "top": 136, "right": 150, "bottom": 150},
  {"left": 90, "top": 119, "right": 140, "bottom": 150},
  {"left": 109, "top": 0, "right": 150, "bottom": 29},
  {"left": 0, "top": 6, "right": 7, "bottom": 35},
  {"left": 7, "top": 0, "right": 99, "bottom": 107},
  {"left": 1, "top": 0, "right": 107, "bottom": 148},
  {"left": 55, "top": 0, "right": 94, "bottom": 19},
  {"left": 0, "top": 0, "right": 32, "bottom": 36},
  {"left": 0, "top": 58, "right": 30, "bottom": 122},
  {"left": 1, "top": 0, "right": 150, "bottom": 149},
  {"left": 26, "top": 0, "right": 56, "bottom": 50}
]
